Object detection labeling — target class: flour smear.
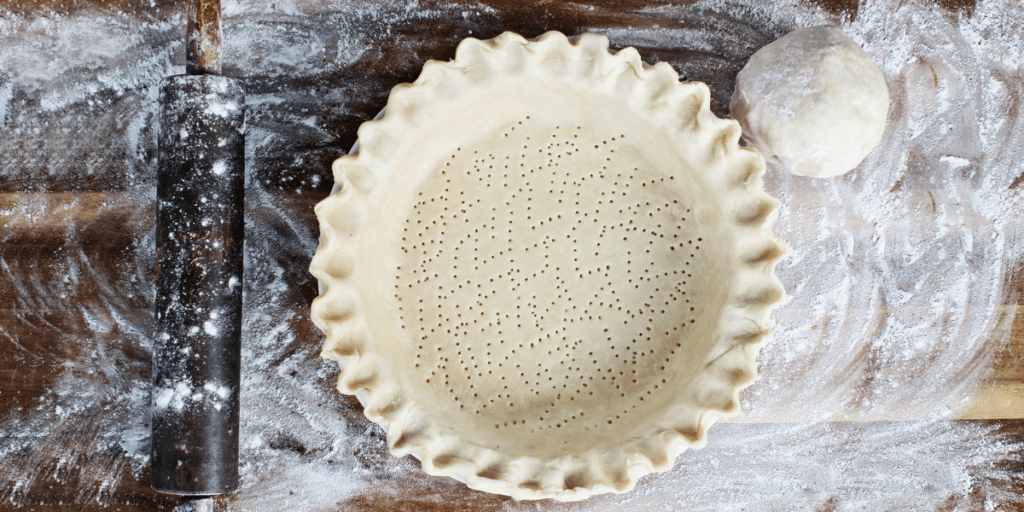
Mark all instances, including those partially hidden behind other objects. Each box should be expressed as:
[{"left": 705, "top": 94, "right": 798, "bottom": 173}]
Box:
[{"left": 0, "top": 0, "right": 1022, "bottom": 510}]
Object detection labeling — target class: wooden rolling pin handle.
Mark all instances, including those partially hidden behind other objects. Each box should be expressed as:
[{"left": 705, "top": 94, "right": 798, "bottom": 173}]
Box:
[{"left": 186, "top": 0, "right": 223, "bottom": 75}]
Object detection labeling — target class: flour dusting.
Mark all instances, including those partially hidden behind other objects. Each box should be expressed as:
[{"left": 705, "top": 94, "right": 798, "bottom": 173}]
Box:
[
  {"left": 727, "top": 0, "right": 1024, "bottom": 423},
  {"left": 0, "top": 0, "right": 1022, "bottom": 510}
]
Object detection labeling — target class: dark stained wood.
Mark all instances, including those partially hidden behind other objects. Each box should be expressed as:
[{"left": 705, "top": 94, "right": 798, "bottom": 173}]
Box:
[
  {"left": 959, "top": 259, "right": 1024, "bottom": 418},
  {"left": 0, "top": 0, "right": 980, "bottom": 19},
  {"left": 0, "top": 193, "right": 149, "bottom": 252},
  {"left": 997, "top": 263, "right": 1024, "bottom": 380},
  {"left": 0, "top": 88, "right": 164, "bottom": 193},
  {"left": 0, "top": 0, "right": 1015, "bottom": 510},
  {"left": 337, "top": 484, "right": 512, "bottom": 512},
  {"left": 0, "top": 430, "right": 180, "bottom": 512}
]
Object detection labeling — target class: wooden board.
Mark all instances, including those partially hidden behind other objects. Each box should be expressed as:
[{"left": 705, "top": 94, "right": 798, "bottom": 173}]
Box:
[{"left": 1, "top": 0, "right": 1022, "bottom": 510}]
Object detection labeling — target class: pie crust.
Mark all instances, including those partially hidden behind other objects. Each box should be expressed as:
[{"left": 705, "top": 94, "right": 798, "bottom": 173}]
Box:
[{"left": 310, "top": 31, "right": 785, "bottom": 501}]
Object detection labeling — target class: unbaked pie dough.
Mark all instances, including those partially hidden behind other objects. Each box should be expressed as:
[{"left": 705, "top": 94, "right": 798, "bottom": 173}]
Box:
[{"left": 310, "top": 31, "right": 786, "bottom": 501}]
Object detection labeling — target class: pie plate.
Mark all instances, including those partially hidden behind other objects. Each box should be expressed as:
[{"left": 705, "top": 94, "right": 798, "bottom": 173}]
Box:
[{"left": 309, "top": 31, "right": 786, "bottom": 501}]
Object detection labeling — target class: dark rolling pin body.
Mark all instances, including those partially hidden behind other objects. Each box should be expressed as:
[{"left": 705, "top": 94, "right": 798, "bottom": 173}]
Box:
[{"left": 152, "top": 74, "right": 245, "bottom": 495}]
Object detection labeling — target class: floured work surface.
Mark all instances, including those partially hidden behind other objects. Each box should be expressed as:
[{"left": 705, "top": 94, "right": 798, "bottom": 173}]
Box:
[{"left": 1, "top": 0, "right": 1023, "bottom": 511}]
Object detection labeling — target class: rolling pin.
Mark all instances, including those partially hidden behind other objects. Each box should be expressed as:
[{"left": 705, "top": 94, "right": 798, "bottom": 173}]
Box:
[{"left": 151, "top": 0, "right": 245, "bottom": 503}]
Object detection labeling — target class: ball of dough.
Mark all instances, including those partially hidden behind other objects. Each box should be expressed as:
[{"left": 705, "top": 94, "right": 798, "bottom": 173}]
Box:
[{"left": 730, "top": 26, "right": 889, "bottom": 178}]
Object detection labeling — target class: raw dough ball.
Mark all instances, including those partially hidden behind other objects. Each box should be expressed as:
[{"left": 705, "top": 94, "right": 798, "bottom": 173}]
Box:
[{"left": 730, "top": 26, "right": 889, "bottom": 178}]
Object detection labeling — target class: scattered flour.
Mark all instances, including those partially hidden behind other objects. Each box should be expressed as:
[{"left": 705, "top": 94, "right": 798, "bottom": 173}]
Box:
[{"left": 0, "top": 0, "right": 1021, "bottom": 510}]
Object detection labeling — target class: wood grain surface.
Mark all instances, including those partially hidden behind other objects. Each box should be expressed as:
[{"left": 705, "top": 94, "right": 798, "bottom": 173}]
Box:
[{"left": 1, "top": 0, "right": 1021, "bottom": 510}]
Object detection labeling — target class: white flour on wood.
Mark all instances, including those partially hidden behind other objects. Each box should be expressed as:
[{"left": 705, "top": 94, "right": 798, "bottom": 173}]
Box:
[{"left": 0, "top": 0, "right": 1022, "bottom": 510}]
